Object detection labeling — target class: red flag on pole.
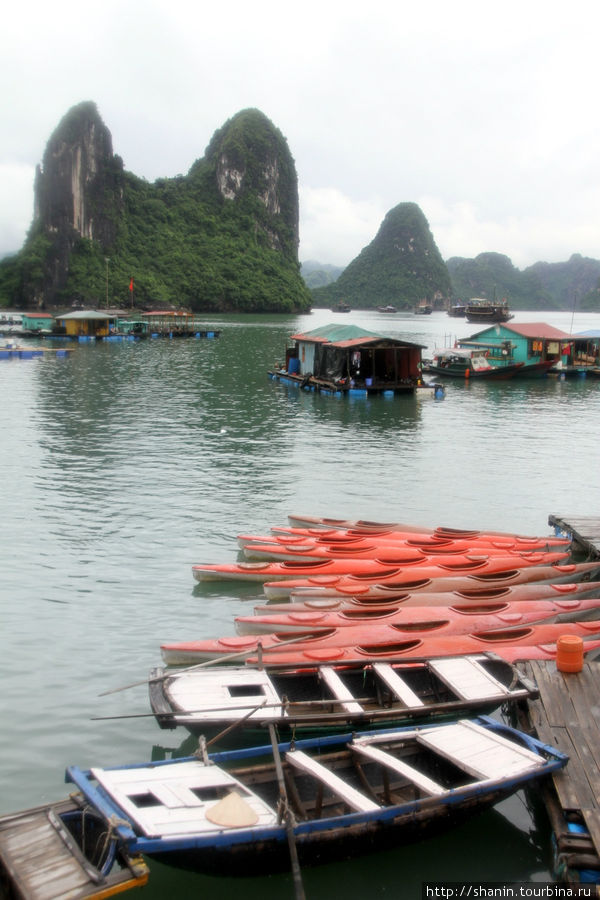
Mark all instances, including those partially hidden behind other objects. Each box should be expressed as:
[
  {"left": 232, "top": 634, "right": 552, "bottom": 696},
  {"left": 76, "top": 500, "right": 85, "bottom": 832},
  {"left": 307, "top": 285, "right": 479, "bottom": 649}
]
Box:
[{"left": 129, "top": 277, "right": 134, "bottom": 292}]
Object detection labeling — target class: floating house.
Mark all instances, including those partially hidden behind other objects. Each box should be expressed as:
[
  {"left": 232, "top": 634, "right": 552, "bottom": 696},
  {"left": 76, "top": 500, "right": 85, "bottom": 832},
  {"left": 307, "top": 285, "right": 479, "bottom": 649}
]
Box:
[
  {"left": 457, "top": 322, "right": 573, "bottom": 377},
  {"left": 269, "top": 323, "right": 425, "bottom": 396},
  {"left": 141, "top": 311, "right": 220, "bottom": 338},
  {"left": 55, "top": 310, "right": 116, "bottom": 340}
]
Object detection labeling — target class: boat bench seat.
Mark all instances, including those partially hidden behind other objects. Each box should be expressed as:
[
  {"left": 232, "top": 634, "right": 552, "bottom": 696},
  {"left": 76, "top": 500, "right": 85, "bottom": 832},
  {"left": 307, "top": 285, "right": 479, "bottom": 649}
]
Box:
[
  {"left": 428, "top": 657, "right": 510, "bottom": 701},
  {"left": 319, "top": 666, "right": 363, "bottom": 713},
  {"left": 372, "top": 663, "right": 425, "bottom": 707},
  {"left": 351, "top": 743, "right": 445, "bottom": 796},
  {"left": 285, "top": 750, "right": 379, "bottom": 812}
]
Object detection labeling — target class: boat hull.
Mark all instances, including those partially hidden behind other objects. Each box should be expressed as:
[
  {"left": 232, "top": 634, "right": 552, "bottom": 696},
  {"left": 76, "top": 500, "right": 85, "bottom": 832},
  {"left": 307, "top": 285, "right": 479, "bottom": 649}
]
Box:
[
  {"left": 65, "top": 718, "right": 567, "bottom": 877},
  {"left": 149, "top": 654, "right": 538, "bottom": 738}
]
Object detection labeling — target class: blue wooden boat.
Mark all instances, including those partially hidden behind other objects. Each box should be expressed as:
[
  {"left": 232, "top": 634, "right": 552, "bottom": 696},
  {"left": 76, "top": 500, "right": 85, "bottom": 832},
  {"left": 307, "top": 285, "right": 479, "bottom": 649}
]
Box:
[{"left": 66, "top": 717, "right": 567, "bottom": 877}]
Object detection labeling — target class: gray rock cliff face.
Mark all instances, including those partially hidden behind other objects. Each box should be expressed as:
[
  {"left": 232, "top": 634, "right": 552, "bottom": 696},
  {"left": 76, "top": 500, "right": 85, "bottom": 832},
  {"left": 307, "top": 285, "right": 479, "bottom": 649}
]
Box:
[{"left": 32, "top": 101, "right": 123, "bottom": 302}]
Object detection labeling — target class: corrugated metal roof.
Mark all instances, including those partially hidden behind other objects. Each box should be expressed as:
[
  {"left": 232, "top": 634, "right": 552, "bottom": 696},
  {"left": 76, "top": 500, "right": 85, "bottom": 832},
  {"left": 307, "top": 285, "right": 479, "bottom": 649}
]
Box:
[
  {"left": 470, "top": 322, "right": 572, "bottom": 340},
  {"left": 58, "top": 310, "right": 114, "bottom": 321},
  {"left": 290, "top": 323, "right": 424, "bottom": 348},
  {"left": 574, "top": 330, "right": 600, "bottom": 339}
]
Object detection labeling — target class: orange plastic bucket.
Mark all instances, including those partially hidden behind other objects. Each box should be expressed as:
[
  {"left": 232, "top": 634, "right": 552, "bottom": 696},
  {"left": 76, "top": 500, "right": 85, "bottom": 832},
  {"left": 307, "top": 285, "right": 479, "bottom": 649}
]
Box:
[{"left": 556, "top": 635, "right": 584, "bottom": 673}]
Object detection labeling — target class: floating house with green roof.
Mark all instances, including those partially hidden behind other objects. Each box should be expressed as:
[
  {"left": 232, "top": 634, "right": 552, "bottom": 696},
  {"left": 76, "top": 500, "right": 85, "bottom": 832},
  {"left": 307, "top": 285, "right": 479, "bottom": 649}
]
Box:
[
  {"left": 457, "top": 322, "right": 573, "bottom": 377},
  {"left": 269, "top": 323, "right": 425, "bottom": 396}
]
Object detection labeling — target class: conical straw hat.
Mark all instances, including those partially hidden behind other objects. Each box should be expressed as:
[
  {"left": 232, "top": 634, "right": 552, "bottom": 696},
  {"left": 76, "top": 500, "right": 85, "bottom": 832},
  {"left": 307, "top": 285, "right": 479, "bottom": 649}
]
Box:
[{"left": 205, "top": 790, "right": 259, "bottom": 827}]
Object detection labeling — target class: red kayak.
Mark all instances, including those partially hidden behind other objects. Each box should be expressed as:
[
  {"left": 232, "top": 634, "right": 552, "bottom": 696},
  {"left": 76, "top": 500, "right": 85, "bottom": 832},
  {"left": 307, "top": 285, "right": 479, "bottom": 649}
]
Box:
[
  {"left": 259, "top": 528, "right": 570, "bottom": 552},
  {"left": 241, "top": 621, "right": 600, "bottom": 667},
  {"left": 241, "top": 538, "right": 561, "bottom": 563},
  {"left": 286, "top": 514, "right": 568, "bottom": 543},
  {"left": 249, "top": 581, "right": 600, "bottom": 620},
  {"left": 234, "top": 597, "right": 600, "bottom": 636},
  {"left": 260, "top": 557, "right": 580, "bottom": 600},
  {"left": 193, "top": 551, "right": 569, "bottom": 584},
  {"left": 161, "top": 610, "right": 600, "bottom": 665}
]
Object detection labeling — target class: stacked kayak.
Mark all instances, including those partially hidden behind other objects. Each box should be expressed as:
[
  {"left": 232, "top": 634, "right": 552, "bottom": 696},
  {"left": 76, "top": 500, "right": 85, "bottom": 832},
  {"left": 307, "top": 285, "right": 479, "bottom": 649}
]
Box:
[
  {"left": 161, "top": 617, "right": 600, "bottom": 666},
  {"left": 178, "top": 515, "right": 600, "bottom": 671},
  {"left": 235, "top": 593, "right": 600, "bottom": 635}
]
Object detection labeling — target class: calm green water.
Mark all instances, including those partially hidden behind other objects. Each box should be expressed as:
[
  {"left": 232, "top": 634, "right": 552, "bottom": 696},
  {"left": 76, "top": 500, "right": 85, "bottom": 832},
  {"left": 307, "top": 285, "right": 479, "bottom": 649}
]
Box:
[{"left": 1, "top": 308, "right": 600, "bottom": 897}]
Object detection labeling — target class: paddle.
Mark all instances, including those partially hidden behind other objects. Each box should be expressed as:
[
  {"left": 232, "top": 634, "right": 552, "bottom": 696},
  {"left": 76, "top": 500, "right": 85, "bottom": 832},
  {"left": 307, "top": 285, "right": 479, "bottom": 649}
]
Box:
[
  {"left": 268, "top": 723, "right": 305, "bottom": 900},
  {"left": 98, "top": 633, "right": 322, "bottom": 696}
]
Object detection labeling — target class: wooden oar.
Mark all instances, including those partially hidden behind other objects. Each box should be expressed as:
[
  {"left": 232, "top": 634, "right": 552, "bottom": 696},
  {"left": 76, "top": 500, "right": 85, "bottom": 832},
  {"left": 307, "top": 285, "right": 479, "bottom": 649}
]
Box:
[
  {"left": 268, "top": 723, "right": 305, "bottom": 900},
  {"left": 98, "top": 633, "right": 322, "bottom": 697}
]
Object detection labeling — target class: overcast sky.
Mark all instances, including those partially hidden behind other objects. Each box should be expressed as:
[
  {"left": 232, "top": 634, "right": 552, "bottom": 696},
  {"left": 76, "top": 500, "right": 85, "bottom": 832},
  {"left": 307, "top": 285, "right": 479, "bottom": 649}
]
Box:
[{"left": 3, "top": 0, "right": 600, "bottom": 270}]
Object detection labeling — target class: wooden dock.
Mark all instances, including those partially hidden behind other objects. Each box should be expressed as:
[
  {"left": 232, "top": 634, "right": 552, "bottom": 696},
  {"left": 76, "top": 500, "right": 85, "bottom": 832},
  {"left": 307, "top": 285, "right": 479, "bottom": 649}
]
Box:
[
  {"left": 518, "top": 658, "right": 600, "bottom": 881},
  {"left": 548, "top": 515, "right": 600, "bottom": 558}
]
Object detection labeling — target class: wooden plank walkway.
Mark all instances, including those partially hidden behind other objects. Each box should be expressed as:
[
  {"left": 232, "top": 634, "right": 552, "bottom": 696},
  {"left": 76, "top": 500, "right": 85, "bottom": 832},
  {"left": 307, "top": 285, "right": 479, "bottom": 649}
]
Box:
[
  {"left": 548, "top": 515, "right": 600, "bottom": 558},
  {"left": 519, "top": 658, "right": 600, "bottom": 878}
]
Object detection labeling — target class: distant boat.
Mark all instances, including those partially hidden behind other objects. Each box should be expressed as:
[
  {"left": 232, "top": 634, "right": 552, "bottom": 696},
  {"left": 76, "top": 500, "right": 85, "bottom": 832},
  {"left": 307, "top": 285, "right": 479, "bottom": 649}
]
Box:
[
  {"left": 331, "top": 301, "right": 351, "bottom": 313},
  {"left": 422, "top": 348, "right": 524, "bottom": 379},
  {"left": 414, "top": 301, "right": 432, "bottom": 315},
  {"left": 447, "top": 303, "right": 467, "bottom": 317},
  {"left": 377, "top": 305, "right": 397, "bottom": 313},
  {"left": 465, "top": 298, "right": 513, "bottom": 324}
]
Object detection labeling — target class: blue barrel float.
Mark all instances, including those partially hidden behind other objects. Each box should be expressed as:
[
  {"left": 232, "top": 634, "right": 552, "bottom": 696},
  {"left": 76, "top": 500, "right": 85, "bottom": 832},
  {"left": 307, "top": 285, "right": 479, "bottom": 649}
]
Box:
[{"left": 288, "top": 357, "right": 301, "bottom": 374}]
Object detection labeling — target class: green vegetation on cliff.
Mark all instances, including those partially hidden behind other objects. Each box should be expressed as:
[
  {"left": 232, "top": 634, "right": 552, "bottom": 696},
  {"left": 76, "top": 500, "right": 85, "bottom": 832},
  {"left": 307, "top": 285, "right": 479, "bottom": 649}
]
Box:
[
  {"left": 310, "top": 203, "right": 451, "bottom": 309},
  {"left": 0, "top": 104, "right": 311, "bottom": 313}
]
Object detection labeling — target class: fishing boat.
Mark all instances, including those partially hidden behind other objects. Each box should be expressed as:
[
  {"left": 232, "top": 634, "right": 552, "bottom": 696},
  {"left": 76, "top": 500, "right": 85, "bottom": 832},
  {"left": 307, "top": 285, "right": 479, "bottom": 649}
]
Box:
[
  {"left": 161, "top": 607, "right": 600, "bottom": 665},
  {"left": 422, "top": 348, "right": 524, "bottom": 379},
  {"left": 260, "top": 558, "right": 584, "bottom": 601},
  {"left": 377, "top": 305, "right": 397, "bottom": 313},
  {"left": 447, "top": 303, "right": 467, "bottom": 317},
  {"left": 465, "top": 298, "right": 513, "bottom": 324},
  {"left": 235, "top": 596, "right": 600, "bottom": 636},
  {"left": 0, "top": 796, "right": 149, "bottom": 899},
  {"left": 65, "top": 718, "right": 567, "bottom": 876},
  {"left": 192, "top": 551, "right": 569, "bottom": 584},
  {"left": 254, "top": 579, "right": 600, "bottom": 616},
  {"left": 241, "top": 621, "right": 600, "bottom": 667},
  {"left": 148, "top": 655, "right": 538, "bottom": 737}
]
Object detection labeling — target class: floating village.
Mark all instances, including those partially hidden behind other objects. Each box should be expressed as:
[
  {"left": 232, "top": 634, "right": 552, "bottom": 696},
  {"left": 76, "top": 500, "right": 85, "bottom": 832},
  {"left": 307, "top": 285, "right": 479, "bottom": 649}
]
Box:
[{"left": 4, "top": 299, "right": 600, "bottom": 898}]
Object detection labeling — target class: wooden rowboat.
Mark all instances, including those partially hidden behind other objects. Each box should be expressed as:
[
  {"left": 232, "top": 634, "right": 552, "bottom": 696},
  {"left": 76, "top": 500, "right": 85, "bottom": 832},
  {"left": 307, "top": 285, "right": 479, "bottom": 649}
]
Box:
[
  {"left": 148, "top": 654, "right": 538, "bottom": 737},
  {"left": 253, "top": 579, "right": 600, "bottom": 615},
  {"left": 235, "top": 596, "right": 600, "bottom": 636},
  {"left": 65, "top": 718, "right": 567, "bottom": 876},
  {"left": 0, "top": 797, "right": 149, "bottom": 899},
  {"left": 192, "top": 551, "right": 569, "bottom": 584}
]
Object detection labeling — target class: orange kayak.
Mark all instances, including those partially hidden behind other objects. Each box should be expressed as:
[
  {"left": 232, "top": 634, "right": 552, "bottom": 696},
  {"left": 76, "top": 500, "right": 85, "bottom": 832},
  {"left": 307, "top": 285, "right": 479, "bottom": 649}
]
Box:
[
  {"left": 257, "top": 527, "right": 570, "bottom": 552},
  {"left": 241, "top": 538, "right": 562, "bottom": 563},
  {"left": 260, "top": 557, "right": 580, "bottom": 600},
  {"left": 161, "top": 610, "right": 600, "bottom": 665},
  {"left": 242, "top": 621, "right": 600, "bottom": 667},
  {"left": 234, "top": 597, "right": 600, "bottom": 636},
  {"left": 192, "top": 551, "right": 569, "bottom": 584},
  {"left": 286, "top": 514, "right": 568, "bottom": 543},
  {"left": 250, "top": 581, "right": 600, "bottom": 618}
]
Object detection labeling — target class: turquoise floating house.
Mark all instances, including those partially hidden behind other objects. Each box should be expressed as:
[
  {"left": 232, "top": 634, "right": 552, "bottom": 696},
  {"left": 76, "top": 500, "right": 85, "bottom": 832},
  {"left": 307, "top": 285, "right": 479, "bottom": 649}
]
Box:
[
  {"left": 457, "top": 322, "right": 573, "bottom": 377},
  {"left": 269, "top": 323, "right": 425, "bottom": 396}
]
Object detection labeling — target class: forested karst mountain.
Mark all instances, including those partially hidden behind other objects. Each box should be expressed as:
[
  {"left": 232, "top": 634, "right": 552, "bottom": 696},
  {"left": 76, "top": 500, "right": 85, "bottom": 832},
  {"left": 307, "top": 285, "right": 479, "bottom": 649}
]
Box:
[
  {"left": 446, "top": 252, "right": 600, "bottom": 311},
  {"left": 310, "top": 203, "right": 452, "bottom": 309},
  {"left": 0, "top": 102, "right": 311, "bottom": 312}
]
